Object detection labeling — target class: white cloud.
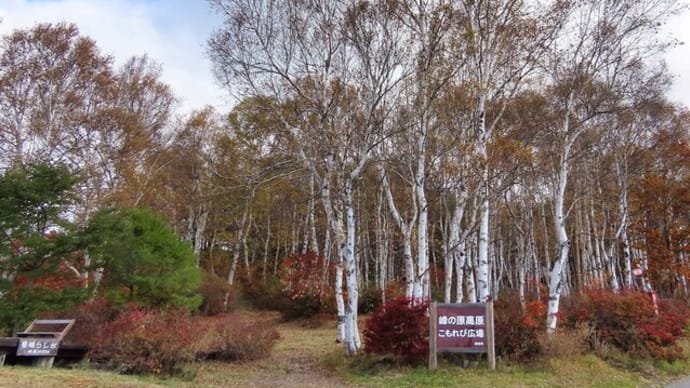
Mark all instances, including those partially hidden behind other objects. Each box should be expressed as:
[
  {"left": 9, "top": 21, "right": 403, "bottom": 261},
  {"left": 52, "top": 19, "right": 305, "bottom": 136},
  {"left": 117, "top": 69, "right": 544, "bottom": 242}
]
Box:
[{"left": 0, "top": 0, "right": 230, "bottom": 114}]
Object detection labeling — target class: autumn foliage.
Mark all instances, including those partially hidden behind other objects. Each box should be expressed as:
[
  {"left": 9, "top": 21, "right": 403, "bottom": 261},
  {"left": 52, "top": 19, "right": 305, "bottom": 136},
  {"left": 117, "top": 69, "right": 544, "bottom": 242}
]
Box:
[
  {"left": 280, "top": 250, "right": 336, "bottom": 319},
  {"left": 494, "top": 296, "right": 546, "bottom": 360},
  {"left": 87, "top": 307, "right": 198, "bottom": 376},
  {"left": 80, "top": 302, "right": 280, "bottom": 376},
  {"left": 363, "top": 296, "right": 429, "bottom": 364},
  {"left": 563, "top": 289, "right": 690, "bottom": 361},
  {"left": 193, "top": 313, "right": 280, "bottom": 362}
]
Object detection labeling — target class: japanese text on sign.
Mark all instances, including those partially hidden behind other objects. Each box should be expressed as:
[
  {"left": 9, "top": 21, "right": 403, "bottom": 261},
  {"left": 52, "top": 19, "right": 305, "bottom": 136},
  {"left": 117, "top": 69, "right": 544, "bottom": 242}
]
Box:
[
  {"left": 435, "top": 304, "right": 487, "bottom": 350},
  {"left": 17, "top": 338, "right": 60, "bottom": 356}
]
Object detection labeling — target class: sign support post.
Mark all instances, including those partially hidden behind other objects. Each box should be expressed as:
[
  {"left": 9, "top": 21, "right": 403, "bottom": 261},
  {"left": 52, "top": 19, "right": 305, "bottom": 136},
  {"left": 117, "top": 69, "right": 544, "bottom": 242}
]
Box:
[
  {"left": 487, "top": 301, "right": 495, "bottom": 370},
  {"left": 429, "top": 302, "right": 438, "bottom": 369}
]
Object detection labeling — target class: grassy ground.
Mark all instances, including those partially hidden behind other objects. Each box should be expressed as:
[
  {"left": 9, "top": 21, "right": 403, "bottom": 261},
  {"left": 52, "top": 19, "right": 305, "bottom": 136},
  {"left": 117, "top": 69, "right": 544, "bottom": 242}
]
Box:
[{"left": 1, "top": 313, "right": 690, "bottom": 387}]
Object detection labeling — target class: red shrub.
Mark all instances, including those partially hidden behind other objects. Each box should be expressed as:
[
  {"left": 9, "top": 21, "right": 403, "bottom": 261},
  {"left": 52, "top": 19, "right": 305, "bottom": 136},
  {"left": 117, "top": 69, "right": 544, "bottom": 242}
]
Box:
[
  {"left": 46, "top": 297, "right": 119, "bottom": 345},
  {"left": 564, "top": 290, "right": 654, "bottom": 350},
  {"left": 494, "top": 296, "right": 545, "bottom": 360},
  {"left": 363, "top": 296, "right": 429, "bottom": 364},
  {"left": 279, "top": 251, "right": 336, "bottom": 319},
  {"left": 639, "top": 298, "right": 690, "bottom": 361},
  {"left": 88, "top": 307, "right": 197, "bottom": 376},
  {"left": 563, "top": 289, "right": 689, "bottom": 361}
]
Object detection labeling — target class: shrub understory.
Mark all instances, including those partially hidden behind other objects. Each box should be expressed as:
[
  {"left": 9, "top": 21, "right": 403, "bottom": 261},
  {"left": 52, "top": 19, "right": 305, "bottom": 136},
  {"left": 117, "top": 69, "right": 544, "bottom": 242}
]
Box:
[
  {"left": 193, "top": 313, "right": 281, "bottom": 362},
  {"left": 363, "top": 296, "right": 429, "bottom": 365},
  {"left": 86, "top": 305, "right": 280, "bottom": 377}
]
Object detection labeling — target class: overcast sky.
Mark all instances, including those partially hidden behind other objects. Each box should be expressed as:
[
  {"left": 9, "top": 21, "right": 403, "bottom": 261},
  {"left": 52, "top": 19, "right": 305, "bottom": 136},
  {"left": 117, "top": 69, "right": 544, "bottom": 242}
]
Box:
[
  {"left": 1, "top": 0, "right": 689, "bottom": 115},
  {"left": 0, "top": 0, "right": 229, "bottom": 114}
]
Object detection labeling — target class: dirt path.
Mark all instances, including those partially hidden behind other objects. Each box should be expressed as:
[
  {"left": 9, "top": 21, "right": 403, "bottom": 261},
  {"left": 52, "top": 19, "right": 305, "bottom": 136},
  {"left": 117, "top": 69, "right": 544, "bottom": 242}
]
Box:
[
  {"left": 192, "top": 316, "right": 360, "bottom": 387},
  {"left": 666, "top": 376, "right": 690, "bottom": 388}
]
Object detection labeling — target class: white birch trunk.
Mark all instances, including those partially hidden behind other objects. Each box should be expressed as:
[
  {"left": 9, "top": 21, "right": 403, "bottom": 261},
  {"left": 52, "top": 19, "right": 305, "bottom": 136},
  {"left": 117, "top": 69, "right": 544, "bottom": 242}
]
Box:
[
  {"left": 445, "top": 188, "right": 469, "bottom": 303},
  {"left": 378, "top": 164, "right": 417, "bottom": 298},
  {"left": 476, "top": 102, "right": 491, "bottom": 302},
  {"left": 621, "top": 229, "right": 633, "bottom": 288},
  {"left": 546, "top": 100, "right": 577, "bottom": 333},
  {"left": 376, "top": 187, "right": 389, "bottom": 294},
  {"left": 547, "top": 165, "right": 570, "bottom": 332},
  {"left": 226, "top": 201, "right": 251, "bottom": 290},
  {"left": 466, "top": 243, "right": 477, "bottom": 303},
  {"left": 242, "top": 213, "right": 253, "bottom": 280},
  {"left": 443, "top": 254, "right": 452, "bottom": 303},
  {"left": 320, "top": 168, "right": 347, "bottom": 345},
  {"left": 335, "top": 264, "right": 346, "bottom": 343},
  {"left": 193, "top": 209, "right": 209, "bottom": 258},
  {"left": 454, "top": 241, "right": 467, "bottom": 303},
  {"left": 415, "top": 149, "right": 429, "bottom": 300},
  {"left": 601, "top": 240, "right": 620, "bottom": 293},
  {"left": 306, "top": 174, "right": 320, "bottom": 255},
  {"left": 518, "top": 264, "right": 526, "bottom": 310},
  {"left": 584, "top": 208, "right": 601, "bottom": 285},
  {"left": 344, "top": 182, "right": 361, "bottom": 354},
  {"left": 616, "top": 159, "right": 633, "bottom": 288},
  {"left": 262, "top": 216, "right": 271, "bottom": 281}
]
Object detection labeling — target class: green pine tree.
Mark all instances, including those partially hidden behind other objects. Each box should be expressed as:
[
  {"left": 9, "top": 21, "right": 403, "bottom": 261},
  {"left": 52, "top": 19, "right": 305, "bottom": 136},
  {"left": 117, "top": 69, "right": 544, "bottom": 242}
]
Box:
[{"left": 82, "top": 207, "right": 202, "bottom": 310}]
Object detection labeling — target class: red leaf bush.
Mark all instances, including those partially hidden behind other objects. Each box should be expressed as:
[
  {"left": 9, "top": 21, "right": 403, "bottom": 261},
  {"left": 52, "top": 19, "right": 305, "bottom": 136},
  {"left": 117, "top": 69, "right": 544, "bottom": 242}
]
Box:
[
  {"left": 45, "top": 297, "right": 119, "bottom": 345},
  {"left": 363, "top": 296, "right": 429, "bottom": 364},
  {"left": 280, "top": 251, "right": 336, "bottom": 319},
  {"left": 493, "top": 296, "right": 545, "bottom": 360},
  {"left": 563, "top": 289, "right": 689, "bottom": 361},
  {"left": 88, "top": 307, "right": 197, "bottom": 376}
]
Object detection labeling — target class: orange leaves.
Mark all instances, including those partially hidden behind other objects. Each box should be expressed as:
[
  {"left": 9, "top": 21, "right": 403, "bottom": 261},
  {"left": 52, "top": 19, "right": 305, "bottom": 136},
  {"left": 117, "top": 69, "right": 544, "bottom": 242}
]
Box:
[
  {"left": 282, "top": 250, "right": 333, "bottom": 300},
  {"left": 521, "top": 301, "right": 546, "bottom": 329}
]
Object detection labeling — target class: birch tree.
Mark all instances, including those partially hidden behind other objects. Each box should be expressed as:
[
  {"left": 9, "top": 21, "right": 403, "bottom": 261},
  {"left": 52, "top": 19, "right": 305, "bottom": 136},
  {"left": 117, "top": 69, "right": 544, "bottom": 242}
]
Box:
[
  {"left": 165, "top": 107, "right": 223, "bottom": 260},
  {"left": 451, "top": 0, "right": 558, "bottom": 302},
  {"left": 208, "top": 0, "right": 405, "bottom": 355},
  {"left": 540, "top": 0, "right": 679, "bottom": 332}
]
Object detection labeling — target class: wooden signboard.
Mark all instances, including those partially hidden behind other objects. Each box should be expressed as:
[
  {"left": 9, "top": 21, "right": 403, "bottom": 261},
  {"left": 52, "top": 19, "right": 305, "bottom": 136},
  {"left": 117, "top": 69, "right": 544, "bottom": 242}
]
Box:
[
  {"left": 429, "top": 302, "right": 495, "bottom": 370},
  {"left": 17, "top": 338, "right": 61, "bottom": 356},
  {"left": 15, "top": 319, "right": 75, "bottom": 367}
]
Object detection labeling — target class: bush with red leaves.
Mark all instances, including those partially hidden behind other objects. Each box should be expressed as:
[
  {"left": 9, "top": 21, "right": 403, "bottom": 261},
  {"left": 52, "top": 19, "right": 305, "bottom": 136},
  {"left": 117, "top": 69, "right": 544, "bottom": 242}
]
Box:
[
  {"left": 363, "top": 296, "right": 429, "bottom": 364},
  {"left": 493, "top": 296, "right": 546, "bottom": 360},
  {"left": 88, "top": 307, "right": 197, "bottom": 376},
  {"left": 563, "top": 289, "right": 690, "bottom": 361},
  {"left": 41, "top": 297, "right": 119, "bottom": 345},
  {"left": 280, "top": 250, "right": 336, "bottom": 319}
]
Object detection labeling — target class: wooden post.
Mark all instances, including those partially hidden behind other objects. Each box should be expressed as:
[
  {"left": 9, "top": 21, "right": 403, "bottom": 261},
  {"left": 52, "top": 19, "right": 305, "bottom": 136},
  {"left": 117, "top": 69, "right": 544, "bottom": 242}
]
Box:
[
  {"left": 487, "top": 301, "right": 496, "bottom": 370},
  {"left": 0, "top": 351, "right": 6, "bottom": 366},
  {"left": 429, "top": 302, "right": 438, "bottom": 370},
  {"left": 33, "top": 356, "right": 54, "bottom": 368}
]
